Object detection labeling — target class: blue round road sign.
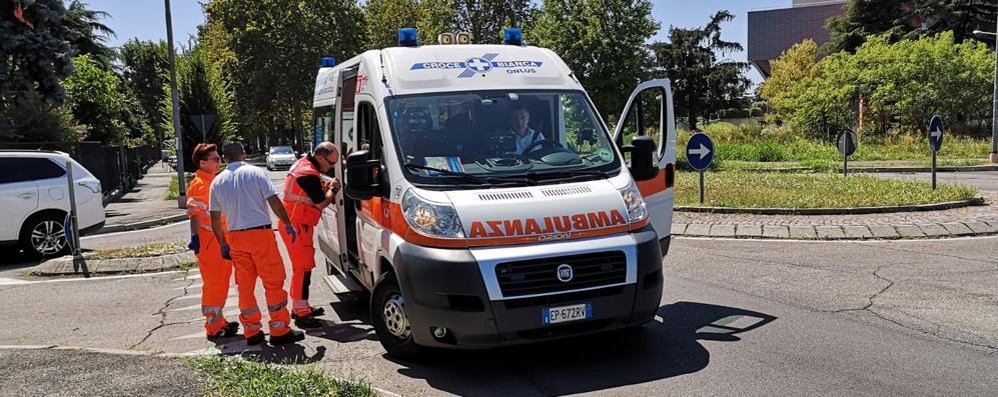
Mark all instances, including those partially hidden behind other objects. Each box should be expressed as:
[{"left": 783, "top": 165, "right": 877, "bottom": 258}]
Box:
[
  {"left": 686, "top": 132, "right": 714, "bottom": 171},
  {"left": 929, "top": 115, "right": 944, "bottom": 152}
]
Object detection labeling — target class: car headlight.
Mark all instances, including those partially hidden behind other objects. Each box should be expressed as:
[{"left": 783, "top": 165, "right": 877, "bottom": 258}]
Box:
[
  {"left": 618, "top": 182, "right": 647, "bottom": 223},
  {"left": 402, "top": 189, "right": 465, "bottom": 239},
  {"left": 78, "top": 180, "right": 101, "bottom": 194}
]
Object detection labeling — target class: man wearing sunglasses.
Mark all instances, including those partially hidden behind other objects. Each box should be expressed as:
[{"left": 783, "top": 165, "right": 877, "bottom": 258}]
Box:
[{"left": 279, "top": 141, "right": 342, "bottom": 328}]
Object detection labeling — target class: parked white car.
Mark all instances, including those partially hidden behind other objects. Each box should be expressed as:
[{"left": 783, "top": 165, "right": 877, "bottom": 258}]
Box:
[
  {"left": 266, "top": 145, "right": 296, "bottom": 170},
  {"left": 0, "top": 151, "right": 106, "bottom": 258}
]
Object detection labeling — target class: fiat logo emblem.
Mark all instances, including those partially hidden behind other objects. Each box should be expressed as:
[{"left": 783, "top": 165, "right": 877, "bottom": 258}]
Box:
[{"left": 556, "top": 264, "right": 574, "bottom": 283}]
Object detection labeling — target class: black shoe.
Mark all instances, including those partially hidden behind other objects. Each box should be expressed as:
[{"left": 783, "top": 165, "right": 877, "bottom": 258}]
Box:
[
  {"left": 294, "top": 315, "right": 323, "bottom": 329},
  {"left": 246, "top": 332, "right": 266, "bottom": 346},
  {"left": 291, "top": 307, "right": 325, "bottom": 319},
  {"left": 206, "top": 322, "right": 240, "bottom": 341},
  {"left": 269, "top": 330, "right": 305, "bottom": 345}
]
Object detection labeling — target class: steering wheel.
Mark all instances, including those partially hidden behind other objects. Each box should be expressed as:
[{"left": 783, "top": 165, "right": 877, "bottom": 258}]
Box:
[{"left": 526, "top": 139, "right": 567, "bottom": 158}]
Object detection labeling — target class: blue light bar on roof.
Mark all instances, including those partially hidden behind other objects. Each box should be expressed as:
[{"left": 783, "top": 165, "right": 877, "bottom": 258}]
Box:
[
  {"left": 398, "top": 28, "right": 418, "bottom": 47},
  {"left": 320, "top": 57, "right": 336, "bottom": 67},
  {"left": 503, "top": 28, "right": 523, "bottom": 46}
]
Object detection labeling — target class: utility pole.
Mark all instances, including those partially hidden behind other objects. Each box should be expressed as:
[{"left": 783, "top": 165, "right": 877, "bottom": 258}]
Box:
[{"left": 166, "top": 0, "right": 186, "bottom": 208}]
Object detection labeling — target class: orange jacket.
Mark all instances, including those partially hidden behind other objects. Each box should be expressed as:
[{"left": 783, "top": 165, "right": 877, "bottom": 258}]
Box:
[
  {"left": 187, "top": 169, "right": 226, "bottom": 233},
  {"left": 282, "top": 157, "right": 323, "bottom": 226}
]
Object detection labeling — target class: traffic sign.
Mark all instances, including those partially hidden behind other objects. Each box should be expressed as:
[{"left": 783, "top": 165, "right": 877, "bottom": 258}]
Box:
[
  {"left": 929, "top": 115, "right": 944, "bottom": 152},
  {"left": 686, "top": 132, "right": 714, "bottom": 171},
  {"left": 837, "top": 129, "right": 857, "bottom": 157}
]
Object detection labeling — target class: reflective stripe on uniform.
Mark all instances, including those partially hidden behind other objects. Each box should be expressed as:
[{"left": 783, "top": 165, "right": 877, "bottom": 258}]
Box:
[
  {"left": 267, "top": 301, "right": 287, "bottom": 312},
  {"left": 282, "top": 192, "right": 313, "bottom": 204},
  {"left": 187, "top": 198, "right": 209, "bottom": 210},
  {"left": 269, "top": 321, "right": 287, "bottom": 329},
  {"left": 243, "top": 322, "right": 263, "bottom": 330},
  {"left": 241, "top": 306, "right": 260, "bottom": 316}
]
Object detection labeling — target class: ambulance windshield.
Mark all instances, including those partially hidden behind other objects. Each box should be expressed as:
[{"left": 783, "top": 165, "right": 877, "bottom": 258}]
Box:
[{"left": 386, "top": 90, "right": 620, "bottom": 187}]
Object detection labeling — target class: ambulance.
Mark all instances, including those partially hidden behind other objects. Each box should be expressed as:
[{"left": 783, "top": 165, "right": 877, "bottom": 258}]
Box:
[{"left": 311, "top": 28, "right": 676, "bottom": 359}]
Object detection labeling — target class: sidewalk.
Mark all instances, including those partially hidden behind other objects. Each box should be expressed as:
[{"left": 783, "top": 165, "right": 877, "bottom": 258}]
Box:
[{"left": 99, "top": 163, "right": 185, "bottom": 234}]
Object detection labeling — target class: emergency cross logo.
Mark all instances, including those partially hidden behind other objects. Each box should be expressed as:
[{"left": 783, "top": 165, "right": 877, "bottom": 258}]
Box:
[{"left": 410, "top": 53, "right": 543, "bottom": 78}]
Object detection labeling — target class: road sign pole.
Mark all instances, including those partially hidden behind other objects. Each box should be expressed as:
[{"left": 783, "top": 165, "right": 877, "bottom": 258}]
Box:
[
  {"left": 932, "top": 149, "right": 937, "bottom": 190},
  {"left": 843, "top": 152, "right": 848, "bottom": 177},
  {"left": 65, "top": 160, "right": 82, "bottom": 258},
  {"left": 699, "top": 170, "right": 705, "bottom": 204}
]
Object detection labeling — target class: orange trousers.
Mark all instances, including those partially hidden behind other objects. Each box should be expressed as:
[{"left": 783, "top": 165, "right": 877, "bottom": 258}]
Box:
[
  {"left": 228, "top": 228, "right": 292, "bottom": 338},
  {"left": 279, "top": 220, "right": 317, "bottom": 317},
  {"left": 195, "top": 229, "right": 234, "bottom": 335}
]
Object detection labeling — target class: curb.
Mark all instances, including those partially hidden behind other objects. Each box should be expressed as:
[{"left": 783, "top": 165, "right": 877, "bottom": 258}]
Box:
[
  {"left": 738, "top": 165, "right": 998, "bottom": 173},
  {"left": 27, "top": 251, "right": 195, "bottom": 277},
  {"left": 676, "top": 196, "right": 985, "bottom": 216},
  {"left": 92, "top": 213, "right": 188, "bottom": 235}
]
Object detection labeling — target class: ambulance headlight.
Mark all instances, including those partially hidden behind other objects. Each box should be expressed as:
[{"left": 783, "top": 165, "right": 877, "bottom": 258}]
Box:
[
  {"left": 618, "top": 182, "right": 647, "bottom": 223},
  {"left": 402, "top": 189, "right": 465, "bottom": 239}
]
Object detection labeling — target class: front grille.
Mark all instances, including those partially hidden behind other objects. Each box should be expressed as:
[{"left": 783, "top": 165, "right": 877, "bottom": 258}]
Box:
[
  {"left": 495, "top": 251, "right": 627, "bottom": 298},
  {"left": 504, "top": 286, "right": 624, "bottom": 309}
]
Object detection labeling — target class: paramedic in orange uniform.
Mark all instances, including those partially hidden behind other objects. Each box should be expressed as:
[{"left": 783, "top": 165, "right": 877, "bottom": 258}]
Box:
[
  {"left": 186, "top": 143, "right": 238, "bottom": 340},
  {"left": 209, "top": 142, "right": 305, "bottom": 346},
  {"left": 279, "top": 142, "right": 341, "bottom": 328}
]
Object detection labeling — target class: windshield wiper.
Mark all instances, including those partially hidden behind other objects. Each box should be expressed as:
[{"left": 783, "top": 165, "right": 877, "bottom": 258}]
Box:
[
  {"left": 404, "top": 163, "right": 533, "bottom": 186},
  {"left": 527, "top": 168, "right": 610, "bottom": 182}
]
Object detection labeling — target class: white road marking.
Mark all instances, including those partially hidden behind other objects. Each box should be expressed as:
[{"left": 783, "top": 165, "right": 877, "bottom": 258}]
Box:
[
  {"left": 176, "top": 291, "right": 237, "bottom": 301},
  {"left": 169, "top": 332, "right": 209, "bottom": 341},
  {"left": 171, "top": 303, "right": 239, "bottom": 312},
  {"left": 172, "top": 274, "right": 202, "bottom": 281}
]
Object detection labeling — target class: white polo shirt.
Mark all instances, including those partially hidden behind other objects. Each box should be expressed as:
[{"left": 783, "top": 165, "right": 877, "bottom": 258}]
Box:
[{"left": 209, "top": 161, "right": 278, "bottom": 231}]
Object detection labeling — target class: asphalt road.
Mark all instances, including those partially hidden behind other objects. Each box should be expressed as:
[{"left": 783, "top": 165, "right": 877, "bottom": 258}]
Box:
[
  {"left": 875, "top": 171, "right": 998, "bottom": 192},
  {"left": 1, "top": 232, "right": 995, "bottom": 396}
]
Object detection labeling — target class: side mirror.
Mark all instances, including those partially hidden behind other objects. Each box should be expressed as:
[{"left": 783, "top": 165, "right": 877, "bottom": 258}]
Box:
[
  {"left": 344, "top": 150, "right": 381, "bottom": 200},
  {"left": 624, "top": 136, "right": 658, "bottom": 181}
]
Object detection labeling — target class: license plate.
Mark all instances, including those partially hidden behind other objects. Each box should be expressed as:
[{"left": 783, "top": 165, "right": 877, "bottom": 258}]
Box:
[{"left": 543, "top": 303, "right": 592, "bottom": 325}]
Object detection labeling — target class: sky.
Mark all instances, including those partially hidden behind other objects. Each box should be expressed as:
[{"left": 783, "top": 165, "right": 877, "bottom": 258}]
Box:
[{"left": 88, "top": 0, "right": 793, "bottom": 83}]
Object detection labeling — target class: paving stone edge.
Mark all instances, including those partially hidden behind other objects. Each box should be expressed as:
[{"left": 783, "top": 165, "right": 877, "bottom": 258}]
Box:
[
  {"left": 676, "top": 196, "right": 984, "bottom": 216},
  {"left": 27, "top": 251, "right": 196, "bottom": 277}
]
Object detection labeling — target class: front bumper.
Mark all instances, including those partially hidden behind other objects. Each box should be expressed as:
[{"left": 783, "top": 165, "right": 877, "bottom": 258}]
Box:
[{"left": 393, "top": 226, "right": 664, "bottom": 349}]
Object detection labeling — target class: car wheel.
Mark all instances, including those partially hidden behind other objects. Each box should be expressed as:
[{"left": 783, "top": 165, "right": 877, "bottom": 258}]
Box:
[
  {"left": 19, "top": 213, "right": 70, "bottom": 259},
  {"left": 371, "top": 272, "right": 424, "bottom": 361}
]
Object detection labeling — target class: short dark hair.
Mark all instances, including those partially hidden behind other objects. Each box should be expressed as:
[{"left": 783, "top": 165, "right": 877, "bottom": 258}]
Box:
[
  {"left": 510, "top": 103, "right": 529, "bottom": 114},
  {"left": 221, "top": 142, "right": 244, "bottom": 161},
  {"left": 191, "top": 143, "right": 218, "bottom": 165}
]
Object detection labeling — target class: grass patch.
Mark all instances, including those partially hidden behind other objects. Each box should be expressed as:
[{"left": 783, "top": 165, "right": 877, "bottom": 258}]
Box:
[
  {"left": 188, "top": 356, "right": 376, "bottom": 397},
  {"left": 87, "top": 242, "right": 187, "bottom": 260},
  {"left": 675, "top": 170, "right": 978, "bottom": 208},
  {"left": 166, "top": 173, "right": 194, "bottom": 201}
]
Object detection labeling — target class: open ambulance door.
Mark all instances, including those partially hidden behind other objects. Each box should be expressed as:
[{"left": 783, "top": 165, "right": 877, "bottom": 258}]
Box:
[
  {"left": 613, "top": 79, "right": 676, "bottom": 251},
  {"left": 324, "top": 65, "right": 359, "bottom": 275}
]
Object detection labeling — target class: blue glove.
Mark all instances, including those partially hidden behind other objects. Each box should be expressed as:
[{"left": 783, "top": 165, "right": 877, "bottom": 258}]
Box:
[
  {"left": 220, "top": 244, "right": 231, "bottom": 260},
  {"left": 188, "top": 234, "right": 200, "bottom": 254},
  {"left": 285, "top": 223, "right": 298, "bottom": 244}
]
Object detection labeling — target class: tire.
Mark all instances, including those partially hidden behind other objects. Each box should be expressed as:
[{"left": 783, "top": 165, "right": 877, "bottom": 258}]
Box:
[
  {"left": 19, "top": 213, "right": 70, "bottom": 259},
  {"left": 371, "top": 272, "right": 424, "bottom": 361}
]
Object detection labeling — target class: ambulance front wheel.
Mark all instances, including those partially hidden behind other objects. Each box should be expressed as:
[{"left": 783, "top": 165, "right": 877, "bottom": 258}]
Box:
[{"left": 372, "top": 272, "right": 424, "bottom": 361}]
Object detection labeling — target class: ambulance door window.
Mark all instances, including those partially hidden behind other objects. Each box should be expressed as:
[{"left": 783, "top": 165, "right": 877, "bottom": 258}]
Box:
[
  {"left": 615, "top": 87, "right": 665, "bottom": 166},
  {"left": 339, "top": 71, "right": 358, "bottom": 157}
]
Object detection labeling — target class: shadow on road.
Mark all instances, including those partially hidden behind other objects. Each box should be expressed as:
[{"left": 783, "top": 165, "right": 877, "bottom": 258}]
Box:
[
  {"left": 0, "top": 247, "right": 40, "bottom": 270},
  {"left": 393, "top": 301, "right": 776, "bottom": 396}
]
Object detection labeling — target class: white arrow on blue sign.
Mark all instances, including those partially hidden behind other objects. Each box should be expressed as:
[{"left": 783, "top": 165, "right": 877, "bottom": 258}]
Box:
[
  {"left": 929, "top": 115, "right": 944, "bottom": 152},
  {"left": 686, "top": 133, "right": 714, "bottom": 170}
]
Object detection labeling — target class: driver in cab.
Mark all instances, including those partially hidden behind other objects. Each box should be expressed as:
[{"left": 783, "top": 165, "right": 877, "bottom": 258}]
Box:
[{"left": 508, "top": 104, "right": 544, "bottom": 155}]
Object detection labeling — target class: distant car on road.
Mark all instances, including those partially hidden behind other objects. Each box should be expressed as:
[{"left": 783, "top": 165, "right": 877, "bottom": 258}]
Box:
[
  {"left": 0, "top": 151, "right": 106, "bottom": 258},
  {"left": 266, "top": 145, "right": 296, "bottom": 171}
]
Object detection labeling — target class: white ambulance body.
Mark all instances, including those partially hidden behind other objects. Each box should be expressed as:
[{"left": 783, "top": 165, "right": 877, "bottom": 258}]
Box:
[{"left": 312, "top": 30, "right": 676, "bottom": 359}]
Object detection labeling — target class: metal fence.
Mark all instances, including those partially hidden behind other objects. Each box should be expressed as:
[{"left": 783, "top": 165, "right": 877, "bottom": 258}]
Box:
[{"left": 0, "top": 141, "right": 161, "bottom": 202}]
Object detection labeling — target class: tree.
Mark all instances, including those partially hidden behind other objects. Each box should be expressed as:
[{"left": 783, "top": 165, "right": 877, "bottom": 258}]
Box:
[
  {"left": 1, "top": 0, "right": 76, "bottom": 105},
  {"left": 824, "top": 0, "right": 998, "bottom": 54},
  {"left": 650, "top": 10, "right": 750, "bottom": 130},
  {"left": 762, "top": 32, "right": 994, "bottom": 138},
  {"left": 0, "top": 88, "right": 85, "bottom": 143},
  {"left": 532, "top": 0, "right": 659, "bottom": 117},
  {"left": 202, "top": 0, "right": 366, "bottom": 149},
  {"left": 61, "top": 0, "right": 116, "bottom": 68},
  {"left": 120, "top": 39, "right": 169, "bottom": 141},
  {"left": 63, "top": 54, "right": 127, "bottom": 143},
  {"left": 364, "top": 0, "right": 456, "bottom": 48},
  {"left": 455, "top": 0, "right": 534, "bottom": 44}
]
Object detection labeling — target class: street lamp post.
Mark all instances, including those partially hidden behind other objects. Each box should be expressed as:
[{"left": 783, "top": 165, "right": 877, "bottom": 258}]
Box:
[
  {"left": 165, "top": 0, "right": 186, "bottom": 208},
  {"left": 974, "top": 27, "right": 998, "bottom": 163}
]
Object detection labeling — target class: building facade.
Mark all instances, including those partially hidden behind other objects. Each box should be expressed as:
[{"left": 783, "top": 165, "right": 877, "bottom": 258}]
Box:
[{"left": 747, "top": 0, "right": 846, "bottom": 77}]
